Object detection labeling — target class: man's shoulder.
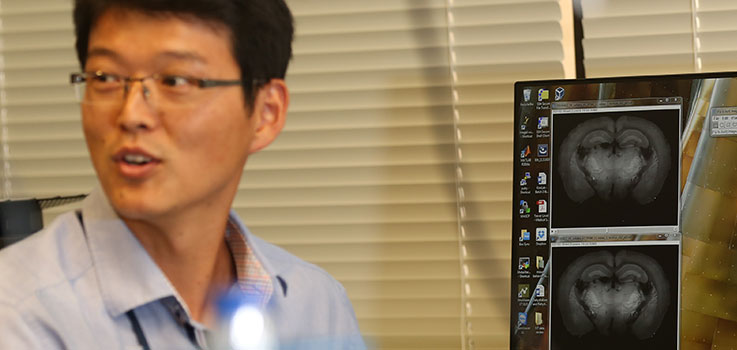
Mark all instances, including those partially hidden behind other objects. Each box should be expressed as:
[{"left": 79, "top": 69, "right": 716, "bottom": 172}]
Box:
[
  {"left": 247, "top": 233, "right": 350, "bottom": 301},
  {"left": 0, "top": 211, "right": 91, "bottom": 305},
  {"left": 248, "top": 234, "right": 365, "bottom": 348}
]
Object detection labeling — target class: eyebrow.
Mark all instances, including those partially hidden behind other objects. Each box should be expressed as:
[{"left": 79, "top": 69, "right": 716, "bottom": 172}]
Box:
[
  {"left": 158, "top": 50, "right": 208, "bottom": 64},
  {"left": 86, "top": 47, "right": 123, "bottom": 61},
  {"left": 86, "top": 47, "right": 208, "bottom": 65}
]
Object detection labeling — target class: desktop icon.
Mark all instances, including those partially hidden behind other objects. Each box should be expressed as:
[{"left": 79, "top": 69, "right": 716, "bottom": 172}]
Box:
[
  {"left": 523, "top": 88, "right": 532, "bottom": 102},
  {"left": 537, "top": 172, "right": 547, "bottom": 186},
  {"left": 521, "top": 145, "right": 531, "bottom": 158},
  {"left": 535, "top": 285, "right": 545, "bottom": 297},
  {"left": 520, "top": 171, "right": 531, "bottom": 186},
  {"left": 554, "top": 87, "right": 565, "bottom": 101},
  {"left": 518, "top": 312, "right": 528, "bottom": 326},
  {"left": 518, "top": 284, "right": 530, "bottom": 298},
  {"left": 536, "top": 200, "right": 547, "bottom": 213},
  {"left": 537, "top": 144, "right": 548, "bottom": 157},
  {"left": 518, "top": 257, "right": 531, "bottom": 270},
  {"left": 536, "top": 227, "right": 547, "bottom": 241},
  {"left": 535, "top": 312, "right": 544, "bottom": 326},
  {"left": 519, "top": 200, "right": 531, "bottom": 214},
  {"left": 520, "top": 115, "right": 530, "bottom": 131},
  {"left": 536, "top": 256, "right": 545, "bottom": 269},
  {"left": 520, "top": 229, "right": 531, "bottom": 242},
  {"left": 537, "top": 116, "right": 549, "bottom": 129},
  {"left": 538, "top": 88, "right": 549, "bottom": 101}
]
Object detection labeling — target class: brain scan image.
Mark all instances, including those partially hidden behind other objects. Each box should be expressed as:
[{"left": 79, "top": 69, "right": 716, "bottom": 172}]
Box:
[
  {"left": 558, "top": 116, "right": 670, "bottom": 205},
  {"left": 551, "top": 109, "right": 680, "bottom": 229},
  {"left": 551, "top": 245, "right": 679, "bottom": 350}
]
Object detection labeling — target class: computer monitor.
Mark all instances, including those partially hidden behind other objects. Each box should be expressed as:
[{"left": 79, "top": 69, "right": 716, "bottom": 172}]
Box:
[
  {"left": 0, "top": 199, "right": 43, "bottom": 249},
  {"left": 510, "top": 72, "right": 737, "bottom": 350}
]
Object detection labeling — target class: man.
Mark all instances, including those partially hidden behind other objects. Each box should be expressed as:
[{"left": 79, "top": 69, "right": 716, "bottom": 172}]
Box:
[{"left": 0, "top": 0, "right": 365, "bottom": 349}]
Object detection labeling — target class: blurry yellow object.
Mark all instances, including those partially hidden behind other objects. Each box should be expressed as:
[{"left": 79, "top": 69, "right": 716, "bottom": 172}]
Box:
[{"left": 681, "top": 78, "right": 737, "bottom": 349}]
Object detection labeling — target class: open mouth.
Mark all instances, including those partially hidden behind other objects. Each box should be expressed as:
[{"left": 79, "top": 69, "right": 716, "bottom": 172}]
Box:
[
  {"left": 122, "top": 153, "right": 154, "bottom": 165},
  {"left": 112, "top": 148, "right": 161, "bottom": 178}
]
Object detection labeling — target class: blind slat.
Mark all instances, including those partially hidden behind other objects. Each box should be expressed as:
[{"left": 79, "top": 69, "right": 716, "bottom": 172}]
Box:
[
  {"left": 696, "top": 11, "right": 737, "bottom": 32},
  {"left": 583, "top": 33, "right": 693, "bottom": 58},
  {"left": 582, "top": 13, "right": 691, "bottom": 38},
  {"left": 582, "top": 0, "right": 690, "bottom": 18}
]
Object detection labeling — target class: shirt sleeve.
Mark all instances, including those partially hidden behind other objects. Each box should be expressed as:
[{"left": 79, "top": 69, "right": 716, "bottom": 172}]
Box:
[
  {"left": 267, "top": 270, "right": 368, "bottom": 350},
  {"left": 328, "top": 280, "right": 367, "bottom": 350}
]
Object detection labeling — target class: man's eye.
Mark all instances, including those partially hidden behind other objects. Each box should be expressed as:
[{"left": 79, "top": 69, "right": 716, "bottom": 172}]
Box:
[
  {"left": 160, "top": 75, "right": 192, "bottom": 87},
  {"left": 92, "top": 73, "right": 120, "bottom": 84}
]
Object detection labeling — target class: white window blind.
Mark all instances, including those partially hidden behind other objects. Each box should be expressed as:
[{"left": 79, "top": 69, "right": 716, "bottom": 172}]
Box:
[
  {"left": 692, "top": 0, "right": 737, "bottom": 72},
  {"left": 581, "top": 0, "right": 737, "bottom": 77},
  {"left": 581, "top": 0, "right": 695, "bottom": 77},
  {"left": 0, "top": 0, "right": 574, "bottom": 349}
]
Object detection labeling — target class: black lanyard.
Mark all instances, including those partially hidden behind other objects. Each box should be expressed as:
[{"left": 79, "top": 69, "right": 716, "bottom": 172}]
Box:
[
  {"left": 126, "top": 308, "right": 200, "bottom": 350},
  {"left": 126, "top": 310, "right": 151, "bottom": 350}
]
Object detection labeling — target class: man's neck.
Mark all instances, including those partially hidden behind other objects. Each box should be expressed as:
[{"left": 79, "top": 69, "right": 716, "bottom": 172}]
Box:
[{"left": 123, "top": 209, "right": 236, "bottom": 326}]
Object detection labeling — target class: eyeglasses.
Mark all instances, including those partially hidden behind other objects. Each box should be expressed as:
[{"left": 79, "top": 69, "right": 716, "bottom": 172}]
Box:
[{"left": 70, "top": 71, "right": 244, "bottom": 111}]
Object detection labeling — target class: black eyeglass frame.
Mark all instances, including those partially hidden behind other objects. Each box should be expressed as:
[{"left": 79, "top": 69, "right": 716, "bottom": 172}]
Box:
[{"left": 69, "top": 71, "right": 246, "bottom": 89}]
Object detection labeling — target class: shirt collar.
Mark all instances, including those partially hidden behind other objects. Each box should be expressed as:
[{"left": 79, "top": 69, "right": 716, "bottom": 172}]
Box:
[
  {"left": 224, "top": 220, "right": 274, "bottom": 307},
  {"left": 224, "top": 210, "right": 287, "bottom": 299},
  {"left": 81, "top": 187, "right": 284, "bottom": 318},
  {"left": 81, "top": 187, "right": 174, "bottom": 318}
]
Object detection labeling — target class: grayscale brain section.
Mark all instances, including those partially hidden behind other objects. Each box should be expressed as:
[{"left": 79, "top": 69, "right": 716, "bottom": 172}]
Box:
[
  {"left": 556, "top": 250, "right": 670, "bottom": 340},
  {"left": 557, "top": 116, "right": 671, "bottom": 205}
]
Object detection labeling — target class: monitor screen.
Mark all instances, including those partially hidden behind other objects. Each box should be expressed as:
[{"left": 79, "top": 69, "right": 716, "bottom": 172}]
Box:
[{"left": 510, "top": 72, "right": 737, "bottom": 350}]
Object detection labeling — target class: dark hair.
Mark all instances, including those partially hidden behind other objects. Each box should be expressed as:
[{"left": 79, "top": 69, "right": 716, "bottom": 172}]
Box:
[{"left": 73, "top": 0, "right": 294, "bottom": 107}]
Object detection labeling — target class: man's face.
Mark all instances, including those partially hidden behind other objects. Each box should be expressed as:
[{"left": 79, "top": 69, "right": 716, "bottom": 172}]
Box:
[{"left": 83, "top": 9, "right": 257, "bottom": 221}]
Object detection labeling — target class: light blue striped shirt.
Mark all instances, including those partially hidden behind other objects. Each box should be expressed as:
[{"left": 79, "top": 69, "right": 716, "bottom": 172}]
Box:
[{"left": 0, "top": 188, "right": 365, "bottom": 349}]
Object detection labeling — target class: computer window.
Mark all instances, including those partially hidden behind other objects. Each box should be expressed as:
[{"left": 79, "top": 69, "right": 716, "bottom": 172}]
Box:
[{"left": 506, "top": 74, "right": 735, "bottom": 350}]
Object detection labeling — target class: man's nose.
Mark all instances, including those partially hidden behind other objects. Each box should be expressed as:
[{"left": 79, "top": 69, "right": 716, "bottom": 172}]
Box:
[{"left": 117, "top": 80, "right": 160, "bottom": 132}]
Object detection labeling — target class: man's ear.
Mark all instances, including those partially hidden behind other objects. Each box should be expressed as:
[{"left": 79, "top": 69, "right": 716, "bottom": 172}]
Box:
[{"left": 249, "top": 79, "right": 289, "bottom": 154}]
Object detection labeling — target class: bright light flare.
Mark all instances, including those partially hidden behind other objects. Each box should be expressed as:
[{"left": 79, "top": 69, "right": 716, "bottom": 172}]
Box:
[{"left": 229, "top": 306, "right": 265, "bottom": 350}]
